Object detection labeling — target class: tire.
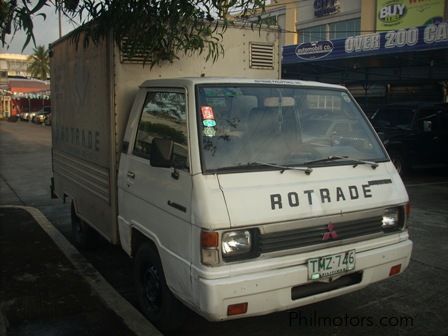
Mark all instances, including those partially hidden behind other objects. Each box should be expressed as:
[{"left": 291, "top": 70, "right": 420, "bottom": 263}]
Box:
[
  {"left": 71, "top": 203, "right": 97, "bottom": 249},
  {"left": 134, "top": 243, "right": 186, "bottom": 332}
]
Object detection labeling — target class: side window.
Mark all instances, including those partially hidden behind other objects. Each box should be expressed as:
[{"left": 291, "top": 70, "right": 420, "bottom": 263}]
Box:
[
  {"left": 417, "top": 108, "right": 440, "bottom": 132},
  {"left": 133, "top": 91, "right": 188, "bottom": 170}
]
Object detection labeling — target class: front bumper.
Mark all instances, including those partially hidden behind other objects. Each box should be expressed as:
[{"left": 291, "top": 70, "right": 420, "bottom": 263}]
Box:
[{"left": 194, "top": 239, "right": 412, "bottom": 321}]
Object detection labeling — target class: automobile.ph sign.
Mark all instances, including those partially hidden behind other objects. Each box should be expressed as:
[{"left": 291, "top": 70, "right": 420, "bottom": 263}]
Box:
[
  {"left": 376, "top": 0, "right": 445, "bottom": 30},
  {"left": 295, "top": 41, "right": 334, "bottom": 60}
]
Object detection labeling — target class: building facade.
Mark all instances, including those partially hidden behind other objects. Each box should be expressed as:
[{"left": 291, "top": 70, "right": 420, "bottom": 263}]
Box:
[
  {"left": 0, "top": 53, "right": 32, "bottom": 78},
  {"left": 0, "top": 54, "right": 51, "bottom": 118},
  {"left": 0, "top": 79, "right": 50, "bottom": 118},
  {"left": 266, "top": 0, "right": 448, "bottom": 113}
]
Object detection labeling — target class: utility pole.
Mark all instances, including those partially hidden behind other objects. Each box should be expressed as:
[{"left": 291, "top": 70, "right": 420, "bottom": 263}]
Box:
[{"left": 58, "top": 5, "right": 62, "bottom": 38}]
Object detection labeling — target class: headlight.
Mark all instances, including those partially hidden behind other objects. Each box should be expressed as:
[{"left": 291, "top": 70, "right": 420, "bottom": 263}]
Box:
[
  {"left": 222, "top": 230, "right": 252, "bottom": 259},
  {"left": 201, "top": 229, "right": 259, "bottom": 266},
  {"left": 382, "top": 207, "right": 405, "bottom": 232}
]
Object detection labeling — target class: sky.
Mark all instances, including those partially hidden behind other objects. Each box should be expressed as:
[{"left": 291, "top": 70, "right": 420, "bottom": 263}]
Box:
[
  {"left": 0, "top": 2, "right": 272, "bottom": 55},
  {"left": 0, "top": 4, "right": 77, "bottom": 55}
]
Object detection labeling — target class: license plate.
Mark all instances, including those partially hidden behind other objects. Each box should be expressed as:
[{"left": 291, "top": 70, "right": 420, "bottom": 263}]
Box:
[{"left": 307, "top": 250, "right": 356, "bottom": 280}]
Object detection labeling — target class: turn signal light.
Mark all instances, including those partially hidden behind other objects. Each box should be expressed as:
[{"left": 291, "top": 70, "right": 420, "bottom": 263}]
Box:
[
  {"left": 201, "top": 231, "right": 219, "bottom": 266},
  {"left": 405, "top": 202, "right": 411, "bottom": 218},
  {"left": 201, "top": 231, "right": 219, "bottom": 248},
  {"left": 227, "top": 302, "right": 248, "bottom": 316},
  {"left": 389, "top": 264, "right": 401, "bottom": 276}
]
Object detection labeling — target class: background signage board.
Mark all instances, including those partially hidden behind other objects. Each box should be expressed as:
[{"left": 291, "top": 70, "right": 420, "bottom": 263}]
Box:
[
  {"left": 283, "top": 22, "right": 448, "bottom": 64},
  {"left": 314, "top": 0, "right": 340, "bottom": 17},
  {"left": 376, "top": 0, "right": 445, "bottom": 30}
]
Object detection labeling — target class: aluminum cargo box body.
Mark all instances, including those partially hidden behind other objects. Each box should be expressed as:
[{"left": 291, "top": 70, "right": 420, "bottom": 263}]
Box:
[
  {"left": 51, "top": 33, "right": 118, "bottom": 242},
  {"left": 50, "top": 26, "right": 279, "bottom": 243}
]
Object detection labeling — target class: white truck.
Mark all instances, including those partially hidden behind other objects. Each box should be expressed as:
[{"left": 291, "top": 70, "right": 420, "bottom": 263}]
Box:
[{"left": 50, "top": 26, "right": 412, "bottom": 331}]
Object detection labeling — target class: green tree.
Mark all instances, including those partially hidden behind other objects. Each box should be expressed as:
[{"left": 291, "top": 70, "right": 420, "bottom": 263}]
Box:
[
  {"left": 27, "top": 45, "right": 49, "bottom": 80},
  {"left": 0, "top": 1, "right": 268, "bottom": 65}
]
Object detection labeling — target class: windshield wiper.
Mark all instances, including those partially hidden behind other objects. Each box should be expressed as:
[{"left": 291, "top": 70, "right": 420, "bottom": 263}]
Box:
[
  {"left": 250, "top": 162, "right": 313, "bottom": 175},
  {"left": 304, "top": 155, "right": 379, "bottom": 169},
  {"left": 213, "top": 162, "right": 313, "bottom": 175}
]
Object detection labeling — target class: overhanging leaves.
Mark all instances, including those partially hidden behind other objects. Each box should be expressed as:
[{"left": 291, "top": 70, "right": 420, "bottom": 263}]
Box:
[{"left": 1, "top": 0, "right": 268, "bottom": 65}]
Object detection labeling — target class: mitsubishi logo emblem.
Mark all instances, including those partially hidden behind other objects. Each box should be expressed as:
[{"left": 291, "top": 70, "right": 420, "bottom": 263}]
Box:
[{"left": 322, "top": 223, "right": 338, "bottom": 241}]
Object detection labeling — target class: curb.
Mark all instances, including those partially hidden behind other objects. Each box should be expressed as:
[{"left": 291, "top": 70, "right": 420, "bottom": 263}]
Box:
[
  {"left": 0, "top": 310, "right": 7, "bottom": 336},
  {"left": 0, "top": 205, "right": 162, "bottom": 336}
]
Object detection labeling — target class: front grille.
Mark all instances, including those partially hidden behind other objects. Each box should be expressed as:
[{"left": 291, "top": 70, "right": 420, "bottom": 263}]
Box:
[{"left": 259, "top": 216, "right": 383, "bottom": 253}]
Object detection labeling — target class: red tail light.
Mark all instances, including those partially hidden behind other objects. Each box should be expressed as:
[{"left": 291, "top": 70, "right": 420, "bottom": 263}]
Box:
[
  {"left": 389, "top": 264, "right": 401, "bottom": 276},
  {"left": 227, "top": 303, "right": 248, "bottom": 316}
]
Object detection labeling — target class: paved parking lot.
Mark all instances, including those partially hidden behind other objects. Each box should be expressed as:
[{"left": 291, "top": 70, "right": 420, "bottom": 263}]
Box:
[{"left": 1, "top": 120, "right": 448, "bottom": 335}]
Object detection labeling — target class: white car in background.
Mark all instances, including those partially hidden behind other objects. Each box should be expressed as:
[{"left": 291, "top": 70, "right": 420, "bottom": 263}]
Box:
[{"left": 19, "top": 112, "right": 30, "bottom": 121}]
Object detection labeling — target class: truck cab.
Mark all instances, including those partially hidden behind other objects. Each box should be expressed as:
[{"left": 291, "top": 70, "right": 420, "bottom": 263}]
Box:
[{"left": 116, "top": 78, "right": 412, "bottom": 328}]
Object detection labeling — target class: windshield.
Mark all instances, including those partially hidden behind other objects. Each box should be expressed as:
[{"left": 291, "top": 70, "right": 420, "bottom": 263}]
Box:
[
  {"left": 371, "top": 107, "right": 415, "bottom": 129},
  {"left": 196, "top": 85, "right": 387, "bottom": 172}
]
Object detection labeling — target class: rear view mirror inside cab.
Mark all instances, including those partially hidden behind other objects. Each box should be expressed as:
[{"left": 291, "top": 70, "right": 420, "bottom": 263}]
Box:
[{"left": 264, "top": 97, "right": 295, "bottom": 107}]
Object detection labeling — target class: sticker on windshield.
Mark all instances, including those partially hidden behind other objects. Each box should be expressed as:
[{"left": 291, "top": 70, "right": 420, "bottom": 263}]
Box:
[
  {"left": 203, "top": 126, "right": 216, "bottom": 137},
  {"left": 203, "top": 119, "right": 217, "bottom": 127},
  {"left": 341, "top": 92, "right": 351, "bottom": 103},
  {"left": 201, "top": 106, "right": 215, "bottom": 120}
]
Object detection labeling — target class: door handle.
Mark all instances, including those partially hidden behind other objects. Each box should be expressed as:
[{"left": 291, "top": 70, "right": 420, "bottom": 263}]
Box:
[
  {"left": 167, "top": 201, "right": 187, "bottom": 213},
  {"left": 127, "top": 171, "right": 135, "bottom": 179}
]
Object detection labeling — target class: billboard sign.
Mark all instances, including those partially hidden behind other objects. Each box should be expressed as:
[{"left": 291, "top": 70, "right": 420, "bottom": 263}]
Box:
[
  {"left": 314, "top": 0, "right": 340, "bottom": 17},
  {"left": 376, "top": 0, "right": 445, "bottom": 30},
  {"left": 283, "top": 22, "right": 448, "bottom": 64}
]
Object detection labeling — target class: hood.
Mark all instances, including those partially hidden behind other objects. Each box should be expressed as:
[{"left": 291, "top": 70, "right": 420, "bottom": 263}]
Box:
[{"left": 217, "top": 162, "right": 407, "bottom": 228}]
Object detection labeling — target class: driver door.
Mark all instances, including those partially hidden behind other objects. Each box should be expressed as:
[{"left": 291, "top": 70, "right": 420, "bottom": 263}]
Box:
[{"left": 119, "top": 88, "right": 192, "bottom": 296}]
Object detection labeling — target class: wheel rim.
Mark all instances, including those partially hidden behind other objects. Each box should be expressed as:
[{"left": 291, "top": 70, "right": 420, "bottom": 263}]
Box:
[{"left": 143, "top": 265, "right": 162, "bottom": 314}]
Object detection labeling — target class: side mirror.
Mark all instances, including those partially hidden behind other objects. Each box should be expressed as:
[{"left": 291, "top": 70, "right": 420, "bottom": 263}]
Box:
[
  {"left": 423, "top": 120, "right": 432, "bottom": 132},
  {"left": 150, "top": 138, "right": 174, "bottom": 168}
]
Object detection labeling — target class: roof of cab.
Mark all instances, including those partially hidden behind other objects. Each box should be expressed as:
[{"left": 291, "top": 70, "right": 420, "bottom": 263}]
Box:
[{"left": 139, "top": 77, "right": 346, "bottom": 90}]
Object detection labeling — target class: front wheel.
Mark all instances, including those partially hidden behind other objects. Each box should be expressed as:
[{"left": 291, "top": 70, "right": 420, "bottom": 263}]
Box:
[{"left": 133, "top": 243, "right": 186, "bottom": 332}]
